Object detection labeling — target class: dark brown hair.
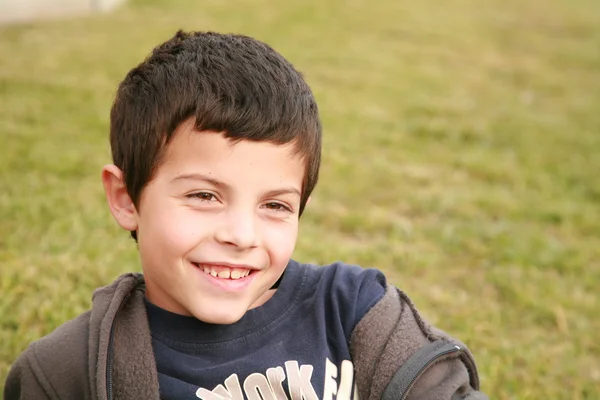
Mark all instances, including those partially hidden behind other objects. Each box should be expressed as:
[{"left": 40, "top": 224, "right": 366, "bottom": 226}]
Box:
[{"left": 110, "top": 31, "right": 322, "bottom": 239}]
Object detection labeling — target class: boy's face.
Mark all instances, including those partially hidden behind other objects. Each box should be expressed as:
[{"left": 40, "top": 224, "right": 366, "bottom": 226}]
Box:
[{"left": 108, "top": 120, "right": 305, "bottom": 324}]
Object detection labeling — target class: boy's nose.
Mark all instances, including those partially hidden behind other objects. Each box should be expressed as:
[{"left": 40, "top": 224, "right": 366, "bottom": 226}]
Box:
[{"left": 214, "top": 209, "right": 259, "bottom": 249}]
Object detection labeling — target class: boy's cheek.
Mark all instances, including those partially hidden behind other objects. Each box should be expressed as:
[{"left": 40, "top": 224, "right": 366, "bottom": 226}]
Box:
[
  {"left": 264, "top": 224, "right": 298, "bottom": 258},
  {"left": 139, "top": 208, "right": 203, "bottom": 248},
  {"left": 161, "top": 215, "right": 206, "bottom": 248}
]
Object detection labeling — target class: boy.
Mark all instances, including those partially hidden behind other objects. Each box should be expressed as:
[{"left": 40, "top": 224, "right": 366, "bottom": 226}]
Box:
[{"left": 4, "top": 31, "right": 486, "bottom": 399}]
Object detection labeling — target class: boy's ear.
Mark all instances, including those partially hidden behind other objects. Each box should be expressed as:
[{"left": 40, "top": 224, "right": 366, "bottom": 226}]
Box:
[{"left": 101, "top": 164, "right": 139, "bottom": 232}]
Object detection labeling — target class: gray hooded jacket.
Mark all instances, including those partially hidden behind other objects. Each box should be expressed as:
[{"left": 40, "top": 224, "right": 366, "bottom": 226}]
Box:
[{"left": 4, "top": 273, "right": 487, "bottom": 400}]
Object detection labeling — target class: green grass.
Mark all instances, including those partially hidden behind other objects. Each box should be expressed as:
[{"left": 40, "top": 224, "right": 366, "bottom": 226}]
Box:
[{"left": 1, "top": 0, "right": 599, "bottom": 398}]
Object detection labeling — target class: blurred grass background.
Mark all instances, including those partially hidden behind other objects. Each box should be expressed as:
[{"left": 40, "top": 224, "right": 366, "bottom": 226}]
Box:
[{"left": 1, "top": 0, "right": 599, "bottom": 398}]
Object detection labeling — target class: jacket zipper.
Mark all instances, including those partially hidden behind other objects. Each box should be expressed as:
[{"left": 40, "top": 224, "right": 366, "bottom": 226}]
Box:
[
  {"left": 106, "top": 293, "right": 131, "bottom": 400},
  {"left": 398, "top": 343, "right": 463, "bottom": 400}
]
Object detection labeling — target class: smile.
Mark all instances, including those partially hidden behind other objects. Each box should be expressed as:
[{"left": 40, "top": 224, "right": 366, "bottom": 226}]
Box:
[{"left": 193, "top": 263, "right": 252, "bottom": 280}]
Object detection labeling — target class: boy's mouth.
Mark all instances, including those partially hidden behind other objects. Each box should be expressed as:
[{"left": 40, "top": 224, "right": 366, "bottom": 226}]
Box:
[{"left": 193, "top": 263, "right": 253, "bottom": 280}]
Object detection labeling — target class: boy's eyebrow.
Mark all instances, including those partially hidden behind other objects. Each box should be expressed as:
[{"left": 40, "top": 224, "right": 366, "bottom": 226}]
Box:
[
  {"left": 171, "top": 173, "right": 228, "bottom": 189},
  {"left": 263, "top": 187, "right": 302, "bottom": 198},
  {"left": 171, "top": 173, "right": 301, "bottom": 197}
]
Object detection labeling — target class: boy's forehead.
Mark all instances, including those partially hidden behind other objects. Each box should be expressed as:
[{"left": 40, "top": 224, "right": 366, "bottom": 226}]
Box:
[{"left": 159, "top": 122, "right": 305, "bottom": 184}]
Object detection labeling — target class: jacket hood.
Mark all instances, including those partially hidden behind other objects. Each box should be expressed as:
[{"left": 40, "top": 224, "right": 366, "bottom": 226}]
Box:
[
  {"left": 89, "top": 273, "right": 160, "bottom": 400},
  {"left": 89, "top": 273, "right": 147, "bottom": 399}
]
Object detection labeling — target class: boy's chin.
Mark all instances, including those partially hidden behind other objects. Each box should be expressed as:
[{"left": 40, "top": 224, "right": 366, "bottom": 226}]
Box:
[{"left": 189, "top": 304, "right": 249, "bottom": 325}]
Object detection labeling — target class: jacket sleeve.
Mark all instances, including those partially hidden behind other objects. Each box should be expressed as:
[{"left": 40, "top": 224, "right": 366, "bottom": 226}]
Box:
[
  {"left": 4, "top": 345, "right": 55, "bottom": 400},
  {"left": 349, "top": 285, "right": 488, "bottom": 400},
  {"left": 4, "top": 313, "right": 92, "bottom": 400}
]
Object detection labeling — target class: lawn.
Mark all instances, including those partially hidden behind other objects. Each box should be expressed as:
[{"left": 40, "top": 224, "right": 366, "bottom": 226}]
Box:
[{"left": 1, "top": 0, "right": 599, "bottom": 398}]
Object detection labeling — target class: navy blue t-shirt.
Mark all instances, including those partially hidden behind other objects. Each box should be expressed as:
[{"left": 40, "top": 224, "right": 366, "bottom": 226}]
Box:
[{"left": 145, "top": 260, "right": 386, "bottom": 400}]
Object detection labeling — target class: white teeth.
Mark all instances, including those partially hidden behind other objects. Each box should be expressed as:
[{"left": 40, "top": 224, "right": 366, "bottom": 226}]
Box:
[
  {"left": 203, "top": 266, "right": 210, "bottom": 274},
  {"left": 210, "top": 270, "right": 218, "bottom": 277},
  {"left": 243, "top": 270, "right": 250, "bottom": 277},
  {"left": 217, "top": 270, "right": 230, "bottom": 279},
  {"left": 230, "top": 270, "right": 242, "bottom": 279}
]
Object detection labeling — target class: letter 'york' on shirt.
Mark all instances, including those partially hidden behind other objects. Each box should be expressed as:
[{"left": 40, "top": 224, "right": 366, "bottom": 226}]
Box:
[{"left": 195, "top": 358, "right": 359, "bottom": 400}]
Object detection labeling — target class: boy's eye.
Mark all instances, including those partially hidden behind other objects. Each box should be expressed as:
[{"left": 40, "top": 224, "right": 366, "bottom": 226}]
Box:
[
  {"left": 187, "top": 192, "right": 217, "bottom": 202},
  {"left": 264, "top": 202, "right": 291, "bottom": 212}
]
